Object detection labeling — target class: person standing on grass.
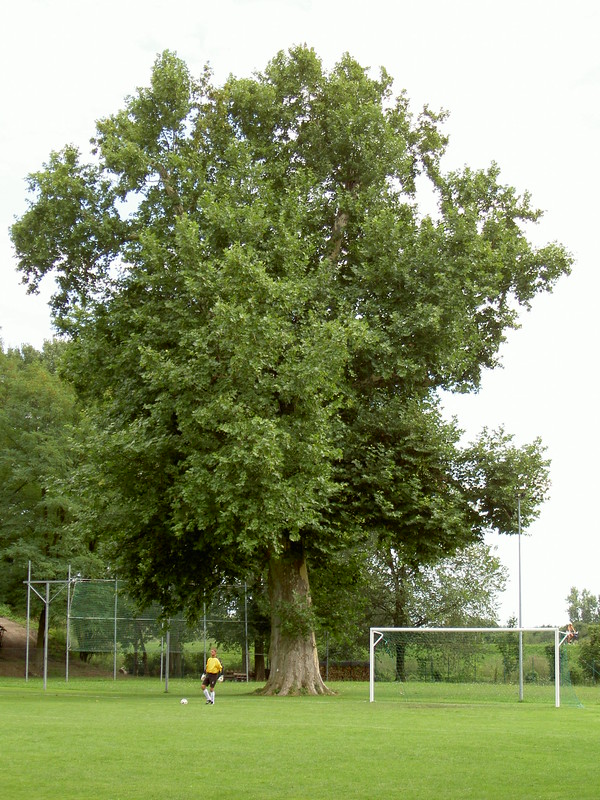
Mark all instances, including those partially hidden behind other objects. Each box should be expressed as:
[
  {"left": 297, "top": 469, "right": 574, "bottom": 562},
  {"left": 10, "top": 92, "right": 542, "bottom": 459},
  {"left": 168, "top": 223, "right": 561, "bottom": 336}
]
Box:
[{"left": 202, "top": 648, "right": 223, "bottom": 705}]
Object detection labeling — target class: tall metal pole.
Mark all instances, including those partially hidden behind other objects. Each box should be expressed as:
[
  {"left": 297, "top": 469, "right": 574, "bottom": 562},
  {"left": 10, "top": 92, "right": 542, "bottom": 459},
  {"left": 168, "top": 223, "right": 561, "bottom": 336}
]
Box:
[
  {"left": 43, "top": 581, "right": 50, "bottom": 691},
  {"left": 369, "top": 628, "right": 375, "bottom": 702},
  {"left": 203, "top": 599, "right": 207, "bottom": 668},
  {"left": 66, "top": 565, "right": 71, "bottom": 683},
  {"left": 244, "top": 582, "right": 249, "bottom": 682},
  {"left": 25, "top": 561, "right": 31, "bottom": 682},
  {"left": 518, "top": 493, "right": 524, "bottom": 702},
  {"left": 165, "top": 628, "right": 170, "bottom": 693},
  {"left": 113, "top": 578, "right": 118, "bottom": 680},
  {"left": 554, "top": 627, "right": 561, "bottom": 707}
]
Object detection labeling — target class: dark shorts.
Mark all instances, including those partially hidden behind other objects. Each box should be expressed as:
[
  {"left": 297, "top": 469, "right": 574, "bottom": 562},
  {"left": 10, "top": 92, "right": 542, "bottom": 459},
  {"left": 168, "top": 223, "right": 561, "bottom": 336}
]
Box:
[{"left": 204, "top": 672, "right": 219, "bottom": 688}]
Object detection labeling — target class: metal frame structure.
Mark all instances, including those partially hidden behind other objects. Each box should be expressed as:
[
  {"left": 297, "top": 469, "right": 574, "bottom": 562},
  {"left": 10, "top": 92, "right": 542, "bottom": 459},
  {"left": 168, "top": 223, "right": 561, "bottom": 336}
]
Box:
[{"left": 23, "top": 563, "right": 253, "bottom": 691}]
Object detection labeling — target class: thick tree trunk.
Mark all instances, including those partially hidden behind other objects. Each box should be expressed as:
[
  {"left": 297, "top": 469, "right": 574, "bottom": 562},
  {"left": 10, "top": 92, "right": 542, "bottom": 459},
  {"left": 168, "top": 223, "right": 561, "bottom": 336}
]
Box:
[
  {"left": 254, "top": 635, "right": 266, "bottom": 681},
  {"left": 395, "top": 640, "right": 407, "bottom": 682},
  {"left": 390, "top": 558, "right": 410, "bottom": 681},
  {"left": 36, "top": 607, "right": 46, "bottom": 651},
  {"left": 35, "top": 607, "right": 46, "bottom": 669},
  {"left": 259, "top": 540, "right": 332, "bottom": 696}
]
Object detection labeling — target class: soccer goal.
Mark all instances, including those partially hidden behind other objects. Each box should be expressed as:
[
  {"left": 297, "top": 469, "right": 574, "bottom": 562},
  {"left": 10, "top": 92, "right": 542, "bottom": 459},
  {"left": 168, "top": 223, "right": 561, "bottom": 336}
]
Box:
[{"left": 370, "top": 627, "right": 570, "bottom": 707}]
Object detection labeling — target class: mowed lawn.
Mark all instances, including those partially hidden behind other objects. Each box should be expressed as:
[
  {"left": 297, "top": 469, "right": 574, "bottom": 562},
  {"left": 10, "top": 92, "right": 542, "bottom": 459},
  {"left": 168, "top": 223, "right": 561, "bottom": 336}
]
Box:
[{"left": 1, "top": 678, "right": 599, "bottom": 800}]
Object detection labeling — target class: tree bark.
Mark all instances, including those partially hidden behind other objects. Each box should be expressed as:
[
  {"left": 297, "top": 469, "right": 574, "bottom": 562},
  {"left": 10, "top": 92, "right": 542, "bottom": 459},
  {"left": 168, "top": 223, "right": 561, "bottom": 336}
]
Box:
[
  {"left": 36, "top": 607, "right": 46, "bottom": 651},
  {"left": 254, "top": 635, "right": 266, "bottom": 681},
  {"left": 389, "top": 556, "right": 410, "bottom": 681},
  {"left": 259, "top": 539, "right": 332, "bottom": 696},
  {"left": 35, "top": 607, "right": 45, "bottom": 669}
]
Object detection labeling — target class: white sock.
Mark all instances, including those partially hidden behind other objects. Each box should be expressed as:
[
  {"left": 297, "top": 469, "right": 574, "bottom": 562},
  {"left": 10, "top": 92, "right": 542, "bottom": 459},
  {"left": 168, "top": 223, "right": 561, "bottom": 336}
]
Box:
[
  {"left": 211, "top": 691, "right": 215, "bottom": 704},
  {"left": 204, "top": 688, "right": 211, "bottom": 701}
]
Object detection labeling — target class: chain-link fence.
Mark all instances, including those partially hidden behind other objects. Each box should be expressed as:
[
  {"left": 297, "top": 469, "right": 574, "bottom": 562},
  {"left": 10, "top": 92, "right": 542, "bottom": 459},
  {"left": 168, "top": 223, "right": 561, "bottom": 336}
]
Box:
[
  {"left": 68, "top": 578, "right": 257, "bottom": 680},
  {"left": 23, "top": 569, "right": 265, "bottom": 687},
  {"left": 18, "top": 566, "right": 369, "bottom": 688}
]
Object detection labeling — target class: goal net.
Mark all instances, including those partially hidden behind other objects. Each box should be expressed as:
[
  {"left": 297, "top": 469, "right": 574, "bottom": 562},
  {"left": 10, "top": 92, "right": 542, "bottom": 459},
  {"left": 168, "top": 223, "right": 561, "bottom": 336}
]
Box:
[{"left": 370, "top": 627, "right": 571, "bottom": 707}]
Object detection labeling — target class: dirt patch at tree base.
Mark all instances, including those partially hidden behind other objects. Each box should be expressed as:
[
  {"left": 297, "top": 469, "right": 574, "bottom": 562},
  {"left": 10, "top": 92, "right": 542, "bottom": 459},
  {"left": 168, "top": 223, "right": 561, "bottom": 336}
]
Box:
[
  {"left": 0, "top": 617, "right": 32, "bottom": 648},
  {"left": 0, "top": 617, "right": 36, "bottom": 677}
]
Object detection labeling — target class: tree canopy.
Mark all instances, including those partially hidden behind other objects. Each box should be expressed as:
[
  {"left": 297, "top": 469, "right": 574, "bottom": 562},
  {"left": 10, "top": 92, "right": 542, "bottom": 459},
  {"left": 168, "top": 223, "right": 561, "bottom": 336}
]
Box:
[
  {"left": 567, "top": 587, "right": 600, "bottom": 624},
  {"left": 0, "top": 342, "right": 101, "bottom": 614},
  {"left": 10, "top": 47, "right": 571, "bottom": 693}
]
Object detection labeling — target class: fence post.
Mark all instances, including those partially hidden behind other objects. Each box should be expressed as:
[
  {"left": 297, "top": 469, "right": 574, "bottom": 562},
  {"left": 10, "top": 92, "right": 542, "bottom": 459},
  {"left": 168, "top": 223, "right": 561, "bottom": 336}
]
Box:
[
  {"left": 43, "top": 581, "right": 50, "bottom": 691},
  {"left": 554, "top": 627, "right": 560, "bottom": 708},
  {"left": 25, "top": 561, "right": 31, "bottom": 682},
  {"left": 203, "top": 600, "right": 207, "bottom": 668},
  {"left": 113, "top": 579, "right": 118, "bottom": 680},
  {"left": 244, "top": 582, "right": 249, "bottom": 681},
  {"left": 164, "top": 628, "right": 170, "bottom": 693},
  {"left": 66, "top": 565, "right": 71, "bottom": 682}
]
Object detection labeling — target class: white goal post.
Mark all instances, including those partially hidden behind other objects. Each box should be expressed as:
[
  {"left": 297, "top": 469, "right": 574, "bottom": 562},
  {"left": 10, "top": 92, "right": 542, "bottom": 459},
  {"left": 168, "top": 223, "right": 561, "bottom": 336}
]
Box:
[{"left": 370, "top": 627, "right": 562, "bottom": 707}]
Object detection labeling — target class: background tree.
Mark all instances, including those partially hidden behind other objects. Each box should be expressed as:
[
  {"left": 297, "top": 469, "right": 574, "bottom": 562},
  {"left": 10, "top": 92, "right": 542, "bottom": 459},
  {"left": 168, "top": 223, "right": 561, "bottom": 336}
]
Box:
[
  {"left": 0, "top": 342, "right": 102, "bottom": 643},
  {"left": 497, "top": 615, "right": 520, "bottom": 680},
  {"left": 311, "top": 537, "right": 508, "bottom": 679},
  {"left": 317, "top": 418, "right": 548, "bottom": 668},
  {"left": 577, "top": 624, "right": 600, "bottom": 684},
  {"left": 369, "top": 541, "right": 507, "bottom": 629},
  {"left": 566, "top": 587, "right": 600, "bottom": 624},
  {"left": 369, "top": 541, "right": 507, "bottom": 681},
  {"left": 10, "top": 48, "right": 571, "bottom": 694}
]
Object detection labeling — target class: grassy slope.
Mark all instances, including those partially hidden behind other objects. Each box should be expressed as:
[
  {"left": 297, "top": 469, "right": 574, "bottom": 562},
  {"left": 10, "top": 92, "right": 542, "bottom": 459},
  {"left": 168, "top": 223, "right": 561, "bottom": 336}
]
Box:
[{"left": 1, "top": 678, "right": 598, "bottom": 800}]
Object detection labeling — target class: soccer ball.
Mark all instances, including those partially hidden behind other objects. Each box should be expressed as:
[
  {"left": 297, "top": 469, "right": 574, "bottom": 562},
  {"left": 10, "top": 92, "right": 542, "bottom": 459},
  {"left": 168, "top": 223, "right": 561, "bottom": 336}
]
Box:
[{"left": 180, "top": 698, "right": 188, "bottom": 705}]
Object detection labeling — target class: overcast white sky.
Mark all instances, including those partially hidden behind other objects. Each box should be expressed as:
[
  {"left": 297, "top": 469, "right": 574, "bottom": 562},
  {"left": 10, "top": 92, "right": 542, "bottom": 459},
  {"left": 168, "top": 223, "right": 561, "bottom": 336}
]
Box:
[{"left": 2, "top": 0, "right": 598, "bottom": 627}]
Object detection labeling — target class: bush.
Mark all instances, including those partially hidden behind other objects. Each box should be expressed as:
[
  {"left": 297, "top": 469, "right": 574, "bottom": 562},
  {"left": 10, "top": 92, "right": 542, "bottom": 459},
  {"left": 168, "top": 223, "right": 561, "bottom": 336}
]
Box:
[{"left": 578, "top": 625, "right": 600, "bottom": 684}]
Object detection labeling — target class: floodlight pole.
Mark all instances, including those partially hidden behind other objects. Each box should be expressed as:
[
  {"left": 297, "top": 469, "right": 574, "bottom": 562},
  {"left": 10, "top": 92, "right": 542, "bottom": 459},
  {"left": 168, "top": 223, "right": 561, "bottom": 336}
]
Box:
[{"left": 518, "top": 492, "right": 524, "bottom": 702}]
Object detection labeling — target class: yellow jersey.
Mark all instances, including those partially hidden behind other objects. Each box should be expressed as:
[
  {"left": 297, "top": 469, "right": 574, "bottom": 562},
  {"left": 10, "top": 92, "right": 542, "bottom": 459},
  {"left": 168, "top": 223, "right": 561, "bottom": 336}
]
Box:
[{"left": 205, "top": 656, "right": 222, "bottom": 675}]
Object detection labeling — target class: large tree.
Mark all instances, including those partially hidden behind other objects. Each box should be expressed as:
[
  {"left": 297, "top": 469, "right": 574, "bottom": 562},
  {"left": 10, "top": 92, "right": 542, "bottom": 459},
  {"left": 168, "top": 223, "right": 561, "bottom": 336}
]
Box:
[{"left": 10, "top": 48, "right": 571, "bottom": 694}]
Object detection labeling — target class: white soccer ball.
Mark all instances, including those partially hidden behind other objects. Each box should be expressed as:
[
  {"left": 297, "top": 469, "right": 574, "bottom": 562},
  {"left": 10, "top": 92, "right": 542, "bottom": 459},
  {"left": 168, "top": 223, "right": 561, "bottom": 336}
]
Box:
[{"left": 180, "top": 698, "right": 188, "bottom": 705}]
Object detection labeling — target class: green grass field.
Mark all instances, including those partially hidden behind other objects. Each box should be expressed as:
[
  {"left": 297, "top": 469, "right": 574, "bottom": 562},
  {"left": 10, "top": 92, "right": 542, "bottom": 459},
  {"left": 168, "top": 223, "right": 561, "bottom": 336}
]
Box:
[{"left": 1, "top": 677, "right": 599, "bottom": 799}]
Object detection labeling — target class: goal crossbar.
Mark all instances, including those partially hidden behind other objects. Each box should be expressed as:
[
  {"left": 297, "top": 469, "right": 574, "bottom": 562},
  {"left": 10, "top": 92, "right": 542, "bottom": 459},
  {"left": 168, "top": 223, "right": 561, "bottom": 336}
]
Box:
[{"left": 369, "top": 627, "right": 561, "bottom": 706}]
